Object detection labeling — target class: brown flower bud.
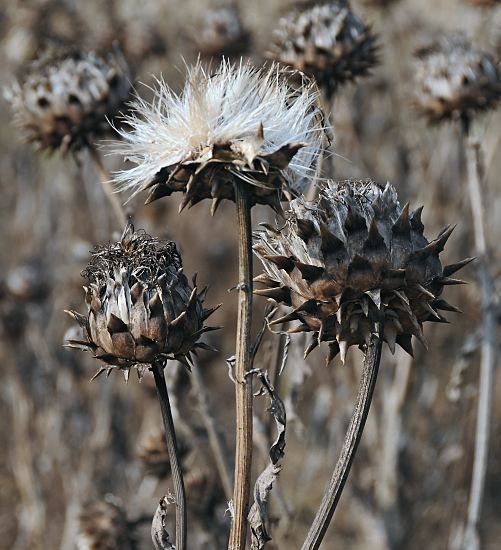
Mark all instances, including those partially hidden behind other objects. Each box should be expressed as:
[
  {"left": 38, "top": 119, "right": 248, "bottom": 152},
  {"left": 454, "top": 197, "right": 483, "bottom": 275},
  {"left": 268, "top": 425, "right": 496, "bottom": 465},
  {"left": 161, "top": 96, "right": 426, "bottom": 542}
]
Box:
[
  {"left": 66, "top": 223, "right": 219, "bottom": 381},
  {"left": 254, "top": 180, "right": 471, "bottom": 363},
  {"left": 77, "top": 497, "right": 137, "bottom": 550},
  {"left": 193, "top": 6, "right": 251, "bottom": 57},
  {"left": 413, "top": 35, "right": 501, "bottom": 123},
  {"left": 267, "top": 0, "right": 378, "bottom": 97},
  {"left": 5, "top": 48, "right": 132, "bottom": 153}
]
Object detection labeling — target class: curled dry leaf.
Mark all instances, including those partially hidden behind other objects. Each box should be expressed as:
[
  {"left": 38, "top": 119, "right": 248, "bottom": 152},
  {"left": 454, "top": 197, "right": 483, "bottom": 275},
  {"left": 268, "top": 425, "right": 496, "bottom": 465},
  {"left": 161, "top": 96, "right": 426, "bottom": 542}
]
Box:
[
  {"left": 151, "top": 495, "right": 175, "bottom": 550},
  {"left": 248, "top": 371, "right": 287, "bottom": 549}
]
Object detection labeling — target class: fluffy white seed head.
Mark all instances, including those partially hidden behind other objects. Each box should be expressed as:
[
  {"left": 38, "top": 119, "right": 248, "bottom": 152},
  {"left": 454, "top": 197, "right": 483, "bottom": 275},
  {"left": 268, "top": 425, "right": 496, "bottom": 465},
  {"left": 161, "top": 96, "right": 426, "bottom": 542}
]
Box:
[{"left": 111, "top": 59, "right": 327, "bottom": 200}]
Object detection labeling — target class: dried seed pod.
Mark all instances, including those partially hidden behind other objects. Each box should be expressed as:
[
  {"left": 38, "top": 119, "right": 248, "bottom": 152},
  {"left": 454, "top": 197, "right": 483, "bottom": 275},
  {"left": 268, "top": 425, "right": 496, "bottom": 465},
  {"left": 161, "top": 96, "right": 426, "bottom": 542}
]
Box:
[
  {"left": 66, "top": 223, "right": 218, "bottom": 381},
  {"left": 413, "top": 35, "right": 501, "bottom": 123},
  {"left": 5, "top": 48, "right": 132, "bottom": 153},
  {"left": 465, "top": 0, "right": 501, "bottom": 7},
  {"left": 77, "top": 497, "right": 138, "bottom": 550},
  {"left": 193, "top": 6, "right": 250, "bottom": 57},
  {"left": 138, "top": 430, "right": 190, "bottom": 479},
  {"left": 254, "top": 179, "right": 471, "bottom": 363},
  {"left": 111, "top": 60, "right": 324, "bottom": 214},
  {"left": 267, "top": 0, "right": 378, "bottom": 97}
]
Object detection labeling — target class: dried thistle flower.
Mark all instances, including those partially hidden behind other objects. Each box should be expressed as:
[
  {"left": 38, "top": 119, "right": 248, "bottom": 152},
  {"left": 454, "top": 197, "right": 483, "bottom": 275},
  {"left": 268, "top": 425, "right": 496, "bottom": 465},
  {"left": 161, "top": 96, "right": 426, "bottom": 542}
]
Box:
[
  {"left": 254, "top": 180, "right": 472, "bottom": 363},
  {"left": 413, "top": 36, "right": 501, "bottom": 124},
  {"left": 5, "top": 48, "right": 132, "bottom": 153},
  {"left": 138, "top": 430, "right": 190, "bottom": 479},
  {"left": 111, "top": 60, "right": 324, "bottom": 215},
  {"left": 465, "top": 0, "right": 501, "bottom": 7},
  {"left": 267, "top": 0, "right": 378, "bottom": 98},
  {"left": 193, "top": 6, "right": 250, "bottom": 57},
  {"left": 66, "top": 223, "right": 219, "bottom": 381},
  {"left": 77, "top": 497, "right": 138, "bottom": 550}
]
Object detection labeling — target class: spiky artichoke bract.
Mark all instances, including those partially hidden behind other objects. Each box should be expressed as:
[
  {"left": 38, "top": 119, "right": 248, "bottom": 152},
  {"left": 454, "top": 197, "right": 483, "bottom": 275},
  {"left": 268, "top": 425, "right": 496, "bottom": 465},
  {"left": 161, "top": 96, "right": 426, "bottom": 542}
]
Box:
[
  {"left": 5, "top": 49, "right": 132, "bottom": 154},
  {"left": 267, "top": 0, "right": 378, "bottom": 98},
  {"left": 66, "top": 223, "right": 219, "bottom": 381},
  {"left": 254, "top": 180, "right": 472, "bottom": 364},
  {"left": 111, "top": 60, "right": 324, "bottom": 215},
  {"left": 413, "top": 36, "right": 501, "bottom": 123}
]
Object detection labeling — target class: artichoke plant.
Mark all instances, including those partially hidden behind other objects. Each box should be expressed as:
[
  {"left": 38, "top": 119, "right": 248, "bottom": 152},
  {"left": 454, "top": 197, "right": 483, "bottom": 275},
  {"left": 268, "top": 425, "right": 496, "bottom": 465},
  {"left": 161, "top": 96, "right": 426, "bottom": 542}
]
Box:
[
  {"left": 5, "top": 48, "right": 131, "bottom": 154},
  {"left": 254, "top": 179, "right": 471, "bottom": 363},
  {"left": 413, "top": 35, "right": 501, "bottom": 124},
  {"left": 267, "top": 0, "right": 378, "bottom": 98},
  {"left": 66, "top": 222, "right": 218, "bottom": 381}
]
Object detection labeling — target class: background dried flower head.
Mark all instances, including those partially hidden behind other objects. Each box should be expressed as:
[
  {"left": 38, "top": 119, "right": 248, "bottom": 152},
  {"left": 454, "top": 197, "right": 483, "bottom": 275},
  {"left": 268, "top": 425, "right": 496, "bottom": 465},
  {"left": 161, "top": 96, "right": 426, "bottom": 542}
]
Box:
[
  {"left": 267, "top": 0, "right": 378, "bottom": 98},
  {"left": 5, "top": 48, "right": 132, "bottom": 153},
  {"left": 413, "top": 35, "right": 501, "bottom": 123}
]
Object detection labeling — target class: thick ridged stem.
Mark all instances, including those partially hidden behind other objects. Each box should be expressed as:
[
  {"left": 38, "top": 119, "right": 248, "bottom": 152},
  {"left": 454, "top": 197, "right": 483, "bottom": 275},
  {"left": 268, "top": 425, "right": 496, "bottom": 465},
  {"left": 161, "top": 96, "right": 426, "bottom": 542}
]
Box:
[
  {"left": 88, "top": 144, "right": 128, "bottom": 228},
  {"left": 302, "top": 322, "right": 384, "bottom": 550},
  {"left": 152, "top": 361, "right": 187, "bottom": 550},
  {"left": 228, "top": 181, "right": 254, "bottom": 550},
  {"left": 462, "top": 123, "right": 498, "bottom": 550}
]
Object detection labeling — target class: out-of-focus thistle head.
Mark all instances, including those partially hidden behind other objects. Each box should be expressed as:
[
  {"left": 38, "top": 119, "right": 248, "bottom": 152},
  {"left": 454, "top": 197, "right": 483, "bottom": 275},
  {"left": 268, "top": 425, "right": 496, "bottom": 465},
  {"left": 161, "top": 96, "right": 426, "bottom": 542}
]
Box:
[
  {"left": 66, "top": 223, "right": 219, "bottom": 381},
  {"left": 413, "top": 35, "right": 501, "bottom": 124},
  {"left": 360, "top": 0, "right": 401, "bottom": 7},
  {"left": 138, "top": 430, "right": 190, "bottom": 479},
  {"left": 111, "top": 60, "right": 325, "bottom": 215},
  {"left": 267, "top": 0, "right": 378, "bottom": 98},
  {"left": 193, "top": 6, "right": 251, "bottom": 57},
  {"left": 254, "top": 180, "right": 472, "bottom": 364},
  {"left": 465, "top": 0, "right": 501, "bottom": 8},
  {"left": 77, "top": 497, "right": 138, "bottom": 550},
  {"left": 5, "top": 48, "right": 132, "bottom": 154}
]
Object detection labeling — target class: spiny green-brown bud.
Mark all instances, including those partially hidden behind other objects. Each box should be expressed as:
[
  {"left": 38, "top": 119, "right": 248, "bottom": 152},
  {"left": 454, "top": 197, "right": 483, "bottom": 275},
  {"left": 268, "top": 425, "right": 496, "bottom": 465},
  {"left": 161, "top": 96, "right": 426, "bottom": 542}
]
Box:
[
  {"left": 413, "top": 35, "right": 501, "bottom": 124},
  {"left": 77, "top": 497, "right": 138, "bottom": 550},
  {"left": 66, "top": 223, "right": 219, "bottom": 381},
  {"left": 254, "top": 180, "right": 472, "bottom": 364},
  {"left": 5, "top": 48, "right": 132, "bottom": 154},
  {"left": 267, "top": 0, "right": 378, "bottom": 98}
]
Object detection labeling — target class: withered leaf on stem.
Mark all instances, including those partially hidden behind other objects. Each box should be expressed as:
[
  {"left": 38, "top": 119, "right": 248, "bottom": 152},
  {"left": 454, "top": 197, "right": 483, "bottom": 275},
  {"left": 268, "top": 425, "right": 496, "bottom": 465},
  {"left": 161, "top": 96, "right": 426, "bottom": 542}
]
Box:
[
  {"left": 248, "top": 371, "right": 287, "bottom": 549},
  {"left": 151, "top": 495, "right": 175, "bottom": 550}
]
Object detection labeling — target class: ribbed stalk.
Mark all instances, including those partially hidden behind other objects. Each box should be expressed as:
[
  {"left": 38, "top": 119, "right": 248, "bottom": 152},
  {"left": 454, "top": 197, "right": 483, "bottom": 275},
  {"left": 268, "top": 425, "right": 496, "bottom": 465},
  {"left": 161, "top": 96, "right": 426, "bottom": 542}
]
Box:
[
  {"left": 228, "top": 181, "right": 254, "bottom": 550},
  {"left": 302, "top": 322, "right": 384, "bottom": 550},
  {"left": 152, "top": 361, "right": 187, "bottom": 550}
]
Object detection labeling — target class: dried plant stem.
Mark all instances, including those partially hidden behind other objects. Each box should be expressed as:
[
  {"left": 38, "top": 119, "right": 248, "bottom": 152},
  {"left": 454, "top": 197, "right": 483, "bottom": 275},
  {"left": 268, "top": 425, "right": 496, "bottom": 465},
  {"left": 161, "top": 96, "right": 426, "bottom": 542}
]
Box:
[
  {"left": 88, "top": 144, "right": 127, "bottom": 228},
  {"left": 228, "top": 180, "right": 254, "bottom": 550},
  {"left": 302, "top": 324, "right": 384, "bottom": 550},
  {"left": 191, "top": 359, "right": 234, "bottom": 500},
  {"left": 152, "top": 361, "right": 187, "bottom": 550},
  {"left": 462, "top": 128, "right": 498, "bottom": 550}
]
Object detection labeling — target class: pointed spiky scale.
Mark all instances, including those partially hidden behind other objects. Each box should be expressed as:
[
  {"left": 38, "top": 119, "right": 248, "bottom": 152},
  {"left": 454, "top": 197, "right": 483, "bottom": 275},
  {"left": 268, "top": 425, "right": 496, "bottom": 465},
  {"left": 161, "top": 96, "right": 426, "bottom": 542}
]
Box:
[
  {"left": 296, "top": 218, "right": 317, "bottom": 242},
  {"left": 202, "top": 303, "right": 222, "bottom": 321},
  {"left": 443, "top": 257, "right": 475, "bottom": 277},
  {"left": 169, "top": 310, "right": 187, "bottom": 328},
  {"left": 253, "top": 273, "right": 279, "bottom": 287},
  {"left": 338, "top": 340, "right": 349, "bottom": 364},
  {"left": 410, "top": 206, "right": 425, "bottom": 233},
  {"left": 254, "top": 286, "right": 291, "bottom": 303},
  {"left": 211, "top": 197, "right": 222, "bottom": 216},
  {"left": 435, "top": 276, "right": 467, "bottom": 285},
  {"left": 253, "top": 179, "right": 467, "bottom": 363},
  {"left": 396, "top": 334, "right": 414, "bottom": 356},
  {"left": 392, "top": 202, "right": 411, "bottom": 235},
  {"left": 107, "top": 314, "right": 128, "bottom": 334},
  {"left": 433, "top": 298, "right": 462, "bottom": 313},
  {"left": 287, "top": 323, "right": 310, "bottom": 334},
  {"left": 320, "top": 222, "right": 344, "bottom": 253},
  {"left": 263, "top": 255, "right": 295, "bottom": 272},
  {"left": 294, "top": 261, "right": 324, "bottom": 281},
  {"left": 304, "top": 334, "right": 319, "bottom": 358},
  {"left": 90, "top": 367, "right": 108, "bottom": 381}
]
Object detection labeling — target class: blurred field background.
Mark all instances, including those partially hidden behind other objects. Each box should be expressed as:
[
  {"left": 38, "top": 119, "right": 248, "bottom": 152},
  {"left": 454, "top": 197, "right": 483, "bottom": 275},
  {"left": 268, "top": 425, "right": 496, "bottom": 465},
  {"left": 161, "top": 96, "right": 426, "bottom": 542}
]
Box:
[{"left": 1, "top": 0, "right": 501, "bottom": 548}]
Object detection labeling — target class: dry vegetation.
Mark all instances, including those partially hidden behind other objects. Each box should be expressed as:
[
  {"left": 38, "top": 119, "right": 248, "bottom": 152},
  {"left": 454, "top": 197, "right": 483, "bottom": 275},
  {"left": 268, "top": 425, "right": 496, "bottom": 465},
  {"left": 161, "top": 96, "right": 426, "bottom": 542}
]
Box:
[{"left": 1, "top": 1, "right": 501, "bottom": 549}]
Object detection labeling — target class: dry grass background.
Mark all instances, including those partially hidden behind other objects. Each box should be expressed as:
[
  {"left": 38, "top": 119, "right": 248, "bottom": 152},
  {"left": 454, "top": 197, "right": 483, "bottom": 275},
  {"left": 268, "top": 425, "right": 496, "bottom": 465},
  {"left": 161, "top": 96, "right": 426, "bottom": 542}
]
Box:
[{"left": 0, "top": 0, "right": 500, "bottom": 549}]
